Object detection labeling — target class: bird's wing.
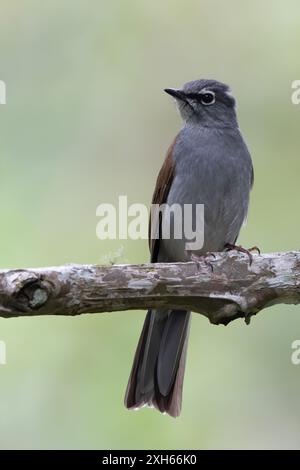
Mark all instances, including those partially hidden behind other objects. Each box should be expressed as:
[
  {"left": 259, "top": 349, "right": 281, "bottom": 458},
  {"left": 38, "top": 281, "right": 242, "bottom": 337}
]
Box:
[{"left": 149, "top": 138, "right": 177, "bottom": 262}]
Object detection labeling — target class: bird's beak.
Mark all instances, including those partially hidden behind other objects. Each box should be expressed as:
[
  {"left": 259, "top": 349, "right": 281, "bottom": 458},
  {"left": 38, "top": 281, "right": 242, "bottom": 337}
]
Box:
[{"left": 164, "top": 88, "right": 187, "bottom": 101}]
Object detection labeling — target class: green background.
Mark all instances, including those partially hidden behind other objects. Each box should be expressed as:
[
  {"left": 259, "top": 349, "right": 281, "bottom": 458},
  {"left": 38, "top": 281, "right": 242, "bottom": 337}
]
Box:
[{"left": 0, "top": 0, "right": 299, "bottom": 450}]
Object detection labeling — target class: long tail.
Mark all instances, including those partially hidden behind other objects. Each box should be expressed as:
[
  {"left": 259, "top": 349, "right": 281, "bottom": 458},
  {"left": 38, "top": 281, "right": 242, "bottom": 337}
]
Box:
[{"left": 124, "top": 309, "right": 191, "bottom": 417}]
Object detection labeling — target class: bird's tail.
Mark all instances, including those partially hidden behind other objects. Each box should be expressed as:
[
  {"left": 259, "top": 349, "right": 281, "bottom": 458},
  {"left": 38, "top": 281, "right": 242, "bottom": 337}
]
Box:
[{"left": 124, "top": 309, "right": 191, "bottom": 417}]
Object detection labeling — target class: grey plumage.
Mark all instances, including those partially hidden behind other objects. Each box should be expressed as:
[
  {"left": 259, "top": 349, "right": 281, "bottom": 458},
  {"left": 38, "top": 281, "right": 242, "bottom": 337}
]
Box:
[
  {"left": 160, "top": 124, "right": 252, "bottom": 261},
  {"left": 125, "top": 79, "right": 253, "bottom": 417}
]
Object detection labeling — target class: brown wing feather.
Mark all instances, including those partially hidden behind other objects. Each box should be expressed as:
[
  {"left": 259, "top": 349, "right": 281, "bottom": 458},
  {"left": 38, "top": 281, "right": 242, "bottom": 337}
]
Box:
[{"left": 148, "top": 138, "right": 177, "bottom": 262}]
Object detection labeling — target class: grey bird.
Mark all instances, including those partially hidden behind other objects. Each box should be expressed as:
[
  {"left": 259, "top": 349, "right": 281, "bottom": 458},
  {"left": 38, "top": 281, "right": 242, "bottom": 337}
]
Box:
[{"left": 124, "top": 79, "right": 253, "bottom": 417}]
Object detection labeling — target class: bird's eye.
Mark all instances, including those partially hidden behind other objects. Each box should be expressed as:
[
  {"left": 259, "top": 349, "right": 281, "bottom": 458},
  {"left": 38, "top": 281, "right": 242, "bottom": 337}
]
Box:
[{"left": 200, "top": 91, "right": 215, "bottom": 106}]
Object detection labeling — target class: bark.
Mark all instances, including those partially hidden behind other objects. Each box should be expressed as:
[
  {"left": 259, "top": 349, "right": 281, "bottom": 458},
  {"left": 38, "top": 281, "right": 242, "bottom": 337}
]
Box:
[{"left": 0, "top": 251, "right": 299, "bottom": 325}]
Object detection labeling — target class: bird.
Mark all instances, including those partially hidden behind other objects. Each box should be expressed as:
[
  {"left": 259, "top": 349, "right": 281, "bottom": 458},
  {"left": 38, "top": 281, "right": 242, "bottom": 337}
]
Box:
[{"left": 124, "top": 79, "right": 254, "bottom": 417}]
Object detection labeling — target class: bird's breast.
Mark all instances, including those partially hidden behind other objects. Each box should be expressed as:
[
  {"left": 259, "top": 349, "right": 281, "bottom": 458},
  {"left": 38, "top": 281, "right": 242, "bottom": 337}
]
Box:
[{"left": 158, "top": 126, "right": 253, "bottom": 262}]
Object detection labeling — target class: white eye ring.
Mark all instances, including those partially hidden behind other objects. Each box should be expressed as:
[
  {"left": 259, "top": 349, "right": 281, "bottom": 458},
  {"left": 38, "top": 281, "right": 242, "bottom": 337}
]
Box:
[{"left": 200, "top": 91, "right": 215, "bottom": 106}]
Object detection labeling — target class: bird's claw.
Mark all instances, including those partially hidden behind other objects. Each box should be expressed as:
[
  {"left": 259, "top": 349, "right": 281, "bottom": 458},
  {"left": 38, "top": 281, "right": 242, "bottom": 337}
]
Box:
[
  {"left": 191, "top": 253, "right": 216, "bottom": 272},
  {"left": 247, "top": 246, "right": 261, "bottom": 255},
  {"left": 224, "top": 243, "right": 260, "bottom": 265}
]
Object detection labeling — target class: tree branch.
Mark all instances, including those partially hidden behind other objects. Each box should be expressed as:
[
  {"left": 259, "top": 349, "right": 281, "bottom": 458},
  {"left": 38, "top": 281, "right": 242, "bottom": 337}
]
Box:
[{"left": 0, "top": 251, "right": 299, "bottom": 325}]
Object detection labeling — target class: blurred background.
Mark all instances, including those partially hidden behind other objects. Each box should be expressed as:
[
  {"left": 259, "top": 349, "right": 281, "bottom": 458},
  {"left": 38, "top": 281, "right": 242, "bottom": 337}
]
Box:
[{"left": 0, "top": 0, "right": 299, "bottom": 450}]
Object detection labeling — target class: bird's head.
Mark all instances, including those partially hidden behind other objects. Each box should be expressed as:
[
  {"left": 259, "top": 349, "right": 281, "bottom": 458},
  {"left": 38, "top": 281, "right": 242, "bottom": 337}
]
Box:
[{"left": 164, "top": 79, "right": 237, "bottom": 128}]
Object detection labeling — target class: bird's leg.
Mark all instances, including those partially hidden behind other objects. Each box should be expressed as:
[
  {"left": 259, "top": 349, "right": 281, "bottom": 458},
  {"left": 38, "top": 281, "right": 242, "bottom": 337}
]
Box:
[
  {"left": 190, "top": 252, "right": 216, "bottom": 272},
  {"left": 224, "top": 243, "right": 260, "bottom": 265}
]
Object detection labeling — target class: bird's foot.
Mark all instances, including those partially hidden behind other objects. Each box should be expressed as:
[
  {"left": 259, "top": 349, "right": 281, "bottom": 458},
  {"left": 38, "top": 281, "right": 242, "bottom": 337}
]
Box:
[
  {"left": 224, "top": 244, "right": 260, "bottom": 265},
  {"left": 191, "top": 252, "right": 216, "bottom": 272}
]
